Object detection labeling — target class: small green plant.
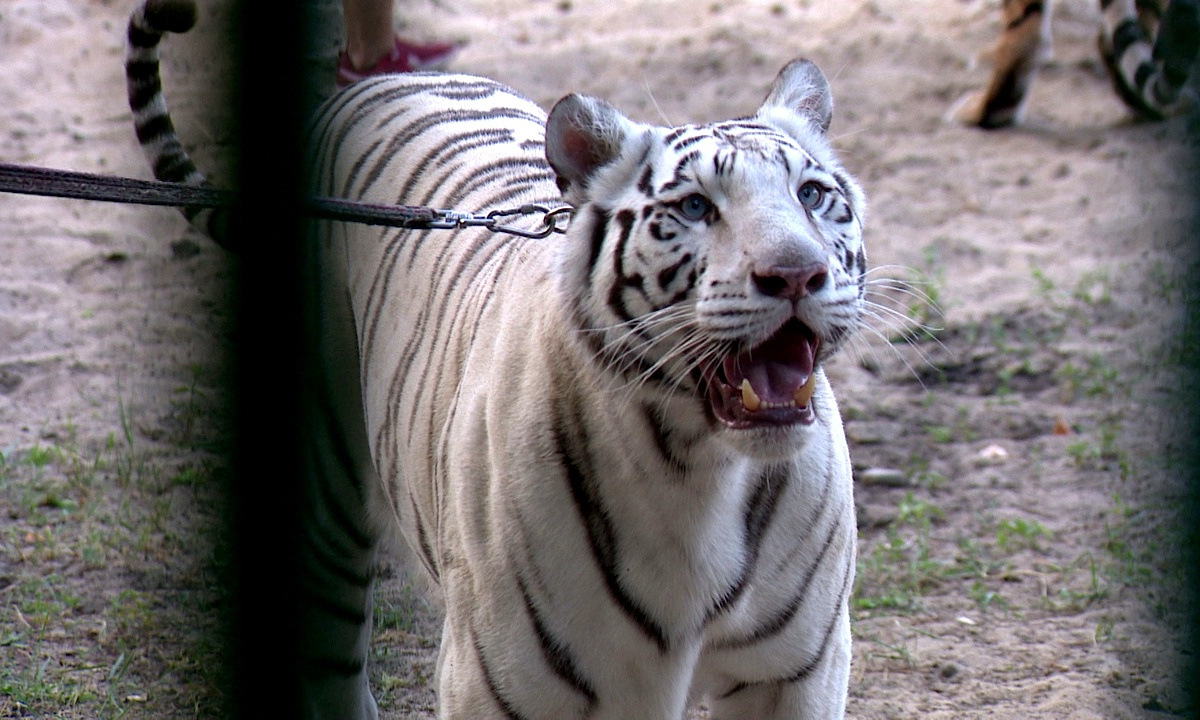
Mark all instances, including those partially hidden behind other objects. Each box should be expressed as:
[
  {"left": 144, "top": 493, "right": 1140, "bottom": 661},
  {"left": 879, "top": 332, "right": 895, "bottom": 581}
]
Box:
[
  {"left": 1029, "top": 262, "right": 1057, "bottom": 299},
  {"left": 1065, "top": 412, "right": 1129, "bottom": 478},
  {"left": 1041, "top": 552, "right": 1108, "bottom": 611},
  {"left": 953, "top": 535, "right": 999, "bottom": 580},
  {"left": 924, "top": 406, "right": 975, "bottom": 444},
  {"left": 860, "top": 632, "right": 918, "bottom": 668},
  {"left": 968, "top": 580, "right": 1008, "bottom": 613},
  {"left": 103, "top": 650, "right": 134, "bottom": 717},
  {"left": 856, "top": 503, "right": 1065, "bottom": 620},
  {"left": 24, "top": 443, "right": 59, "bottom": 469},
  {"left": 912, "top": 469, "right": 948, "bottom": 491},
  {"left": 171, "top": 365, "right": 210, "bottom": 445},
  {"left": 1073, "top": 270, "right": 1114, "bottom": 307},
  {"left": 1101, "top": 494, "right": 1155, "bottom": 587},
  {"left": 0, "top": 574, "right": 100, "bottom": 714},
  {"left": 854, "top": 493, "right": 948, "bottom": 613},
  {"left": 896, "top": 493, "right": 943, "bottom": 529},
  {"left": 1066, "top": 437, "right": 1097, "bottom": 467},
  {"left": 374, "top": 582, "right": 424, "bottom": 635},
  {"left": 927, "top": 425, "right": 954, "bottom": 444},
  {"left": 995, "top": 517, "right": 1050, "bottom": 553}
]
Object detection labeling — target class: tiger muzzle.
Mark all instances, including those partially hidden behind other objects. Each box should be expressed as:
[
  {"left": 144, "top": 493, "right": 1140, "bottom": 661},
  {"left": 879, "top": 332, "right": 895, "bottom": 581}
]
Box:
[{"left": 706, "top": 318, "right": 820, "bottom": 429}]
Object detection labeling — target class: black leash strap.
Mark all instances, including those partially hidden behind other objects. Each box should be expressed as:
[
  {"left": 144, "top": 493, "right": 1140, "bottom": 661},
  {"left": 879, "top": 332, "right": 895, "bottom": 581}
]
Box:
[
  {"left": 0, "top": 162, "right": 570, "bottom": 235},
  {"left": 0, "top": 162, "right": 237, "bottom": 209},
  {"left": 301, "top": 196, "right": 442, "bottom": 228}
]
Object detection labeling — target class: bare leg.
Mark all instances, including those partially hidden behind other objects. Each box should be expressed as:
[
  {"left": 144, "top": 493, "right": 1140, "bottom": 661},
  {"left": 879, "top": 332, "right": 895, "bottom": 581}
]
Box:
[
  {"left": 341, "top": 0, "right": 396, "bottom": 71},
  {"left": 336, "top": 0, "right": 460, "bottom": 87}
]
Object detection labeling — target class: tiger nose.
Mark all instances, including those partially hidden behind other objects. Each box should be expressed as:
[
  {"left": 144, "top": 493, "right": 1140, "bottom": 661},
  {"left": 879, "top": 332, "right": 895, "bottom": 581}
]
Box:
[{"left": 751, "top": 262, "right": 829, "bottom": 299}]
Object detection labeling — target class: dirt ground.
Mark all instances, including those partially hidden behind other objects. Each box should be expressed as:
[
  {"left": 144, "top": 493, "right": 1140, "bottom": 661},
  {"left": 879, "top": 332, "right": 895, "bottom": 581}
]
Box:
[{"left": 1, "top": 0, "right": 1198, "bottom": 717}]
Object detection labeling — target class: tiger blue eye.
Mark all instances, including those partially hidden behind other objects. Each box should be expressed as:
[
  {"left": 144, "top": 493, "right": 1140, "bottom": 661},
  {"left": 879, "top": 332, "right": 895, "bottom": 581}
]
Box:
[
  {"left": 679, "top": 194, "right": 712, "bottom": 221},
  {"left": 798, "top": 182, "right": 824, "bottom": 209}
]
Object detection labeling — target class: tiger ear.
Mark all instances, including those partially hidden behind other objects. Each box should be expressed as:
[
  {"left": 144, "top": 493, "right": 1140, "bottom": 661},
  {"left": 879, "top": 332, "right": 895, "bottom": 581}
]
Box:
[
  {"left": 757, "top": 58, "right": 834, "bottom": 135},
  {"left": 546, "top": 94, "right": 633, "bottom": 198}
]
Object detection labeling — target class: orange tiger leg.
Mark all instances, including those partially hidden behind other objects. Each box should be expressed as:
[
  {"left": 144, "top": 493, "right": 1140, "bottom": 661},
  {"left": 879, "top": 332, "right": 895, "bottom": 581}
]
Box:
[{"left": 969, "top": 0, "right": 1053, "bottom": 128}]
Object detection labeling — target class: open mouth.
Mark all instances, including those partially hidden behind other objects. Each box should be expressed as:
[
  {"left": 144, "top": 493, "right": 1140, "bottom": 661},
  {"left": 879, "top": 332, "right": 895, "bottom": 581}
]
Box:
[{"left": 705, "top": 319, "right": 820, "bottom": 429}]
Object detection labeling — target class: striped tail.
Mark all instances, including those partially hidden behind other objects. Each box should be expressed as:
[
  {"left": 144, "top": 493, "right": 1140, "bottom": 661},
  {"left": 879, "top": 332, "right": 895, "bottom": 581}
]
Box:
[
  {"left": 955, "top": 0, "right": 1198, "bottom": 128},
  {"left": 125, "top": 0, "right": 236, "bottom": 250},
  {"left": 1100, "top": 0, "right": 1200, "bottom": 120}
]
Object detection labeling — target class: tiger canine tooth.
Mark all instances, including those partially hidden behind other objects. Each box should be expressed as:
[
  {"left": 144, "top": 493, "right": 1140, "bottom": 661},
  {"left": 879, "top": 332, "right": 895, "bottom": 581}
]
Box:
[
  {"left": 741, "top": 379, "right": 762, "bottom": 412},
  {"left": 793, "top": 373, "right": 817, "bottom": 408}
]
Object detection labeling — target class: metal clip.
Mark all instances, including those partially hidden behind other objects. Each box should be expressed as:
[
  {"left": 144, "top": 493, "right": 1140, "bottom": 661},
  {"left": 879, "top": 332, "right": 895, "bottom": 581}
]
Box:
[
  {"left": 421, "top": 204, "right": 573, "bottom": 238},
  {"left": 425, "top": 210, "right": 493, "bottom": 230},
  {"left": 487, "top": 204, "right": 574, "bottom": 239}
]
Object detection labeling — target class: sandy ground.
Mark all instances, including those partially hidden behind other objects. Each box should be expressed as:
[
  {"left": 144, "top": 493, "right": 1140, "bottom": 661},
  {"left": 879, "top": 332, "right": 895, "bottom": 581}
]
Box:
[{"left": 1, "top": 0, "right": 1197, "bottom": 717}]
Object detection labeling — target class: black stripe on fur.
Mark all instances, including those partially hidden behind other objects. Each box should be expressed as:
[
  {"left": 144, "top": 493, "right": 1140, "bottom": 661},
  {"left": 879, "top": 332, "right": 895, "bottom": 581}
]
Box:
[
  {"left": 141, "top": 0, "right": 198, "bottom": 35},
  {"left": 1005, "top": 0, "right": 1044, "bottom": 31},
  {"left": 606, "top": 209, "right": 643, "bottom": 322},
  {"left": 554, "top": 399, "right": 670, "bottom": 653},
  {"left": 782, "top": 559, "right": 854, "bottom": 683},
  {"left": 705, "top": 465, "right": 790, "bottom": 622},
  {"left": 516, "top": 573, "right": 599, "bottom": 706},
  {"left": 300, "top": 586, "right": 368, "bottom": 626},
  {"left": 473, "top": 624, "right": 531, "bottom": 720},
  {"left": 641, "top": 402, "right": 690, "bottom": 477}
]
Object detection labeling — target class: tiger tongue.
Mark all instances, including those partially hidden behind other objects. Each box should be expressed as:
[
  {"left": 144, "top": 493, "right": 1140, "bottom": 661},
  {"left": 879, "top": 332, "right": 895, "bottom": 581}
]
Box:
[
  {"left": 741, "top": 374, "right": 816, "bottom": 411},
  {"left": 736, "top": 361, "right": 809, "bottom": 406},
  {"left": 723, "top": 323, "right": 817, "bottom": 407}
]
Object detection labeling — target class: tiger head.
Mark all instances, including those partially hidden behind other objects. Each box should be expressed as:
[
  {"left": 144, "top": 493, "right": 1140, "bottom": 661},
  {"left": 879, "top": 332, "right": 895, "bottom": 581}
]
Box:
[{"left": 546, "top": 59, "right": 866, "bottom": 457}]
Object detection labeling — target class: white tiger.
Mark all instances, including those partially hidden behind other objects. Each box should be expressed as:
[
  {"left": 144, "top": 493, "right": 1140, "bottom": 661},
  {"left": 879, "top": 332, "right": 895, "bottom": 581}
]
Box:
[{"left": 127, "top": 1, "right": 866, "bottom": 717}]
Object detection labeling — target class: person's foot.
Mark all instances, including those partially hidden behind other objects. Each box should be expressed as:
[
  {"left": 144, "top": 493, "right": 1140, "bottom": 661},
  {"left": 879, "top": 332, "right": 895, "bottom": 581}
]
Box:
[{"left": 337, "top": 36, "right": 460, "bottom": 88}]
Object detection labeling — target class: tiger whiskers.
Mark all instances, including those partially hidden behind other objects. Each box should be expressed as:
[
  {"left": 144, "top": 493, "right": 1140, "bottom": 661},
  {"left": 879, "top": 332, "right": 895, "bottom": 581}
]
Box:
[
  {"left": 849, "top": 313, "right": 930, "bottom": 388},
  {"left": 616, "top": 325, "right": 715, "bottom": 405},
  {"left": 584, "top": 302, "right": 695, "bottom": 365},
  {"left": 862, "top": 265, "right": 944, "bottom": 336},
  {"left": 642, "top": 75, "right": 673, "bottom": 126},
  {"left": 846, "top": 270, "right": 949, "bottom": 386},
  {"left": 584, "top": 303, "right": 721, "bottom": 410}
]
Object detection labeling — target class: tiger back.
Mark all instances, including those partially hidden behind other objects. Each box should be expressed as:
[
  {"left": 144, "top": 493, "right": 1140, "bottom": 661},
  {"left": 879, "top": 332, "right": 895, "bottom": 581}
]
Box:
[{"left": 127, "top": 2, "right": 866, "bottom": 716}]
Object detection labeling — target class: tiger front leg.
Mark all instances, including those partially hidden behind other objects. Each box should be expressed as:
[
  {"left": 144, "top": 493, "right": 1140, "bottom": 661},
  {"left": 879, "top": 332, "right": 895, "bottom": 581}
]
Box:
[
  {"left": 431, "top": 582, "right": 599, "bottom": 719},
  {"left": 297, "top": 577, "right": 380, "bottom": 720},
  {"left": 702, "top": 610, "right": 852, "bottom": 720},
  {"left": 434, "top": 608, "right": 700, "bottom": 719},
  {"left": 431, "top": 622, "right": 509, "bottom": 720}
]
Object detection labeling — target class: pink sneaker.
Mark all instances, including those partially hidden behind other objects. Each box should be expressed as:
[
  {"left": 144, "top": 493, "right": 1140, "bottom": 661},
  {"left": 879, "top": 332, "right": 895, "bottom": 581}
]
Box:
[{"left": 337, "top": 36, "right": 460, "bottom": 88}]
